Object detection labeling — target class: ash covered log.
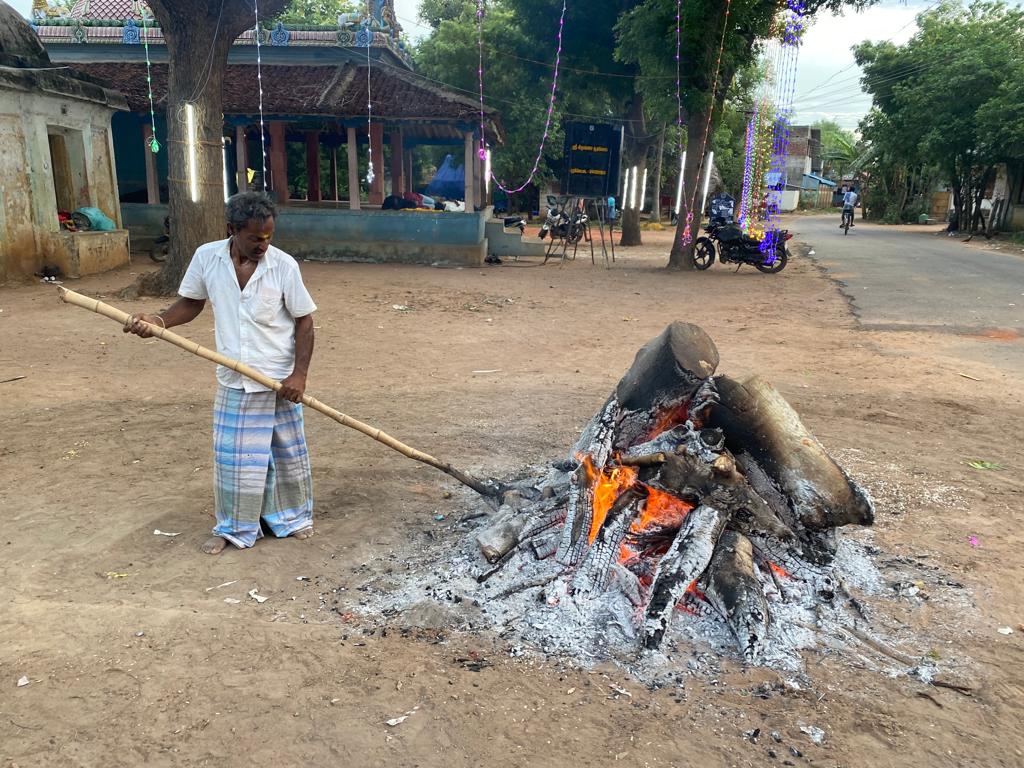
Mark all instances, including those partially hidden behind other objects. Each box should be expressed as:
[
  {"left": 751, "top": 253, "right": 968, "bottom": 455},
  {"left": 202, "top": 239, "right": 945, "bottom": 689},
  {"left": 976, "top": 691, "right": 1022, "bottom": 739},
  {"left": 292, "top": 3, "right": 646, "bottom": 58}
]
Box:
[
  {"left": 711, "top": 375, "right": 874, "bottom": 532},
  {"left": 704, "top": 530, "right": 770, "bottom": 663},
  {"left": 642, "top": 504, "right": 729, "bottom": 649},
  {"left": 573, "top": 486, "right": 647, "bottom": 596}
]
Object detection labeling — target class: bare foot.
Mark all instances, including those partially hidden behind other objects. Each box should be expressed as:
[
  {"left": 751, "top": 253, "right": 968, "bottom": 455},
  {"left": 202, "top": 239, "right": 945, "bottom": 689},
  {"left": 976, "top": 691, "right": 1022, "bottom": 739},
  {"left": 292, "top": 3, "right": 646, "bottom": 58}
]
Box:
[
  {"left": 201, "top": 535, "right": 229, "bottom": 554},
  {"left": 290, "top": 526, "right": 314, "bottom": 540}
]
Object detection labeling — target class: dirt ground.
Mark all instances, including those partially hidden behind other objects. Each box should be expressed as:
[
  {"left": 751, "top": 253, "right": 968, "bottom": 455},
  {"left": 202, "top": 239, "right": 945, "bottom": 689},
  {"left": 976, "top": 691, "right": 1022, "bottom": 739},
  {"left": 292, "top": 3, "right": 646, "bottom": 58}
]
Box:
[{"left": 1, "top": 227, "right": 1022, "bottom": 768}]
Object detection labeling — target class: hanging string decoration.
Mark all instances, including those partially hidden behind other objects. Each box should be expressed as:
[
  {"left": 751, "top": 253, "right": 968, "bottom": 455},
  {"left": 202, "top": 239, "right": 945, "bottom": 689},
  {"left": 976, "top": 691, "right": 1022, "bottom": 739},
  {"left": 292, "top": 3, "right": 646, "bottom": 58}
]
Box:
[
  {"left": 486, "top": 0, "right": 568, "bottom": 195},
  {"left": 476, "top": 0, "right": 487, "bottom": 162},
  {"left": 679, "top": 0, "right": 731, "bottom": 248},
  {"left": 140, "top": 2, "right": 160, "bottom": 153},
  {"left": 673, "top": 0, "right": 687, "bottom": 224},
  {"left": 253, "top": 0, "right": 269, "bottom": 191},
  {"left": 364, "top": 25, "right": 376, "bottom": 187},
  {"left": 760, "top": 0, "right": 804, "bottom": 257}
]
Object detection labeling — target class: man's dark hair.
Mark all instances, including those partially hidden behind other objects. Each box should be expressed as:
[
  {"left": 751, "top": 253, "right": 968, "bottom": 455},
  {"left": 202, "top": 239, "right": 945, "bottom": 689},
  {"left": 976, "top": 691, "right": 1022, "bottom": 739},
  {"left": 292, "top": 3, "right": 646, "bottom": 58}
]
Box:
[{"left": 226, "top": 191, "right": 277, "bottom": 230}]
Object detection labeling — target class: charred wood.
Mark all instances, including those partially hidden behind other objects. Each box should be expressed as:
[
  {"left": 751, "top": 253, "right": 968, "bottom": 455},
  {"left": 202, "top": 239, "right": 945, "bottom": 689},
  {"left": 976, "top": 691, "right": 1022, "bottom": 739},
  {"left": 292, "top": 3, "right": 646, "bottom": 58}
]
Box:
[
  {"left": 711, "top": 375, "right": 875, "bottom": 531},
  {"left": 642, "top": 504, "right": 729, "bottom": 650},
  {"left": 573, "top": 487, "right": 647, "bottom": 597},
  {"left": 704, "top": 530, "right": 770, "bottom": 662},
  {"left": 616, "top": 322, "right": 719, "bottom": 412}
]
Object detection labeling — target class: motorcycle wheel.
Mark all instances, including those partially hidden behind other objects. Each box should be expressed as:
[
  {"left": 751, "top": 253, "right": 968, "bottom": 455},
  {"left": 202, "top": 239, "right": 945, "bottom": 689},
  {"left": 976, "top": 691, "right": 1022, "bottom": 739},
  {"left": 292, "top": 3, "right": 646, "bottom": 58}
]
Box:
[
  {"left": 150, "top": 240, "right": 169, "bottom": 263},
  {"left": 693, "top": 237, "right": 716, "bottom": 270},
  {"left": 755, "top": 247, "right": 788, "bottom": 274}
]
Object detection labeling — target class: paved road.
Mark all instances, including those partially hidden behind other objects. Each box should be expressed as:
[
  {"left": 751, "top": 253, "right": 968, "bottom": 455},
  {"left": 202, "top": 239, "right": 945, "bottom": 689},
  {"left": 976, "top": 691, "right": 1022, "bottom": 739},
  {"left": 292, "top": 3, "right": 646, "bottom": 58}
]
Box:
[{"left": 789, "top": 214, "right": 1024, "bottom": 336}]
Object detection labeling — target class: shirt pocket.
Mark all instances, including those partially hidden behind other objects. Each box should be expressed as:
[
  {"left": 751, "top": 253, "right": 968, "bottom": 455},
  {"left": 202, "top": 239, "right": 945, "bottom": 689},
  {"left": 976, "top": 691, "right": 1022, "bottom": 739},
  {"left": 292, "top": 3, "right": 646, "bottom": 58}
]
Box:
[{"left": 252, "top": 287, "right": 282, "bottom": 326}]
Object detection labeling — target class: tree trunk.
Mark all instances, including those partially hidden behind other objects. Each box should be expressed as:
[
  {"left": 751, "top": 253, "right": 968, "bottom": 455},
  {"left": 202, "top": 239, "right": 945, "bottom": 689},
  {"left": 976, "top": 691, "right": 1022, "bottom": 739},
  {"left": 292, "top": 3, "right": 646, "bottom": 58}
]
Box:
[
  {"left": 618, "top": 93, "right": 650, "bottom": 247},
  {"left": 649, "top": 127, "right": 666, "bottom": 224},
  {"left": 667, "top": 117, "right": 709, "bottom": 269},
  {"left": 136, "top": 0, "right": 290, "bottom": 297}
]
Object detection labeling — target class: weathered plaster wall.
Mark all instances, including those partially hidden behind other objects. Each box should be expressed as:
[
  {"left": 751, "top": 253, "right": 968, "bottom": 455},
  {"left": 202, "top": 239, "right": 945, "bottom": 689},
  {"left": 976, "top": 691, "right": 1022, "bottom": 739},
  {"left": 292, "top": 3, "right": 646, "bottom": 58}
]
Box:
[{"left": 0, "top": 85, "right": 125, "bottom": 282}]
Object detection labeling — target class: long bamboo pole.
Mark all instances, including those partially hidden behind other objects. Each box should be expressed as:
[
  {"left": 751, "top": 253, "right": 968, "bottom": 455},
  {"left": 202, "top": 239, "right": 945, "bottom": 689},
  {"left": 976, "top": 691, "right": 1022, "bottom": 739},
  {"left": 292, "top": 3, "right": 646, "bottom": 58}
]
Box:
[{"left": 58, "top": 287, "right": 500, "bottom": 498}]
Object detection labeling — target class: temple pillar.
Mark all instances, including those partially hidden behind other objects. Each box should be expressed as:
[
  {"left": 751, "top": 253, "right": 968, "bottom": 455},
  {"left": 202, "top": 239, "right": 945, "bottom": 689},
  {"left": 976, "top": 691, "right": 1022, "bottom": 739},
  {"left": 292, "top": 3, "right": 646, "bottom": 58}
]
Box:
[
  {"left": 404, "top": 149, "right": 413, "bottom": 196},
  {"left": 305, "top": 131, "right": 321, "bottom": 202},
  {"left": 329, "top": 146, "right": 338, "bottom": 201},
  {"left": 346, "top": 125, "right": 360, "bottom": 210},
  {"left": 234, "top": 125, "right": 248, "bottom": 194},
  {"left": 389, "top": 130, "right": 405, "bottom": 196},
  {"left": 369, "top": 122, "right": 384, "bottom": 205},
  {"left": 463, "top": 132, "right": 475, "bottom": 212},
  {"left": 142, "top": 122, "right": 159, "bottom": 204},
  {"left": 268, "top": 120, "right": 288, "bottom": 205}
]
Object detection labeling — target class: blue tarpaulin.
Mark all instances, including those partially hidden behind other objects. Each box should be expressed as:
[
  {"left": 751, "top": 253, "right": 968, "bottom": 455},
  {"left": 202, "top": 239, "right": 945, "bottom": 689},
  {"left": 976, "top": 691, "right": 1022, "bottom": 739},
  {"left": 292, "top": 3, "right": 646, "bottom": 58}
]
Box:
[{"left": 426, "top": 154, "right": 465, "bottom": 200}]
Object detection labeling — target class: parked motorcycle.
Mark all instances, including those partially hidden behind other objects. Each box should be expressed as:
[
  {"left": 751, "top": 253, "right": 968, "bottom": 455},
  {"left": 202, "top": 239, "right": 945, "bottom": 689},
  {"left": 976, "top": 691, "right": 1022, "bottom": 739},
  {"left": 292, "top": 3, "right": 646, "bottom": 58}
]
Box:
[
  {"left": 692, "top": 217, "right": 792, "bottom": 273},
  {"left": 150, "top": 215, "right": 170, "bottom": 263},
  {"left": 538, "top": 196, "right": 587, "bottom": 244}
]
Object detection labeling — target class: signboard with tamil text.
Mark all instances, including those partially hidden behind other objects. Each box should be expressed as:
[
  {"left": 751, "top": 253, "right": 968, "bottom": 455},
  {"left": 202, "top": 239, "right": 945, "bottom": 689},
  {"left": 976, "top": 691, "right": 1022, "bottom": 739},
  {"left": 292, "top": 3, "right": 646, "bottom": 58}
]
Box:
[{"left": 563, "top": 122, "right": 622, "bottom": 198}]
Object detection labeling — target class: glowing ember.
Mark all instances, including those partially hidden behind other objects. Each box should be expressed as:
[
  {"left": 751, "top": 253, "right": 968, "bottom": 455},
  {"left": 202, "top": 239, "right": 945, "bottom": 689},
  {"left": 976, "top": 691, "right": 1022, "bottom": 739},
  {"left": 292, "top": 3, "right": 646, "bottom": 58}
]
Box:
[
  {"left": 582, "top": 456, "right": 638, "bottom": 544},
  {"left": 768, "top": 561, "right": 790, "bottom": 580},
  {"left": 631, "top": 487, "right": 694, "bottom": 534},
  {"left": 644, "top": 400, "right": 689, "bottom": 440}
]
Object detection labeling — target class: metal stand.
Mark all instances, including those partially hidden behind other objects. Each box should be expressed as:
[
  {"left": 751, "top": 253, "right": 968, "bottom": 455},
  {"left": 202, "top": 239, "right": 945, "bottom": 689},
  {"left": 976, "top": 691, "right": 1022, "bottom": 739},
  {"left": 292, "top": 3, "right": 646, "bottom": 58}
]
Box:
[{"left": 542, "top": 196, "right": 616, "bottom": 267}]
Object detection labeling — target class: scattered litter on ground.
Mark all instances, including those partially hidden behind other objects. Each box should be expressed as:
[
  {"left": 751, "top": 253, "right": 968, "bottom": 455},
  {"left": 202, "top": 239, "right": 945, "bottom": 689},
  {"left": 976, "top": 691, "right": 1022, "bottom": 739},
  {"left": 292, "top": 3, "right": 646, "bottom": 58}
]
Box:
[
  {"left": 966, "top": 459, "right": 1004, "bottom": 470},
  {"left": 104, "top": 572, "right": 129, "bottom": 579},
  {"left": 799, "top": 725, "right": 825, "bottom": 744},
  {"left": 224, "top": 598, "right": 241, "bottom": 605},
  {"left": 248, "top": 589, "right": 269, "bottom": 604},
  {"left": 17, "top": 676, "right": 29, "bottom": 687},
  {"left": 206, "top": 580, "right": 238, "bottom": 591},
  {"left": 153, "top": 529, "right": 180, "bottom": 537},
  {"left": 969, "top": 536, "right": 980, "bottom": 548},
  {"left": 385, "top": 715, "right": 408, "bottom": 726},
  {"left": 391, "top": 305, "right": 410, "bottom": 312},
  {"left": 997, "top": 626, "right": 1013, "bottom": 635},
  {"left": 471, "top": 369, "right": 501, "bottom": 374}
]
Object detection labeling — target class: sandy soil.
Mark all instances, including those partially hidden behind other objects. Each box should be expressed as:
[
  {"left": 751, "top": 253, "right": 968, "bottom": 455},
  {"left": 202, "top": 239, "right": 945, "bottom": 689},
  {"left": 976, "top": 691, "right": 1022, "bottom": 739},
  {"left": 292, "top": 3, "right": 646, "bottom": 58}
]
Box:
[{"left": 1, "top": 228, "right": 1022, "bottom": 768}]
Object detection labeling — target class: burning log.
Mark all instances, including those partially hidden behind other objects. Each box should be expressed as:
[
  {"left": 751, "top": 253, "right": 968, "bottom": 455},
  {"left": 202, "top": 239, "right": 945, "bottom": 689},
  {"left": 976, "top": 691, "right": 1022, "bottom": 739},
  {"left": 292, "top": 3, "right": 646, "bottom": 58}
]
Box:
[
  {"left": 711, "top": 375, "right": 874, "bottom": 531},
  {"left": 704, "top": 530, "right": 770, "bottom": 662},
  {"left": 642, "top": 504, "right": 729, "bottom": 649},
  {"left": 470, "top": 323, "right": 875, "bottom": 663}
]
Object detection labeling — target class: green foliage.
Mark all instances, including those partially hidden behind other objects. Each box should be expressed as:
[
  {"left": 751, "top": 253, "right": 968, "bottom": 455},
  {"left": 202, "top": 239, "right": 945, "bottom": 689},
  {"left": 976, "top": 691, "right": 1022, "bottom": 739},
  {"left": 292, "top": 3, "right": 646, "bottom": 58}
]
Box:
[
  {"left": 855, "top": 0, "right": 1024, "bottom": 228},
  {"left": 277, "top": 0, "right": 359, "bottom": 25},
  {"left": 812, "top": 119, "right": 859, "bottom": 180}
]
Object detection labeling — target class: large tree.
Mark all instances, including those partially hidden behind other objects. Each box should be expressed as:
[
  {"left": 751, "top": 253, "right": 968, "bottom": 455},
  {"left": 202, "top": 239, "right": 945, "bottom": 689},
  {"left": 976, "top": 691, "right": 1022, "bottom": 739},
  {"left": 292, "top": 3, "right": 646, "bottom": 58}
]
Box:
[
  {"left": 138, "top": 0, "right": 291, "bottom": 296},
  {"left": 855, "top": 0, "right": 1024, "bottom": 230}
]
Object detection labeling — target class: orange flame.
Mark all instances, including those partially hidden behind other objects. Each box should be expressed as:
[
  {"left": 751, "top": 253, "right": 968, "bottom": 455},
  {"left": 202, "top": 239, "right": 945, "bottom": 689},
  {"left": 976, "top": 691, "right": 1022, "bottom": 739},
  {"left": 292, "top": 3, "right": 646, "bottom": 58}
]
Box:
[
  {"left": 631, "top": 487, "right": 694, "bottom": 534},
  {"left": 644, "top": 400, "right": 689, "bottom": 441},
  {"left": 581, "top": 456, "right": 638, "bottom": 544},
  {"left": 767, "top": 561, "right": 790, "bottom": 580}
]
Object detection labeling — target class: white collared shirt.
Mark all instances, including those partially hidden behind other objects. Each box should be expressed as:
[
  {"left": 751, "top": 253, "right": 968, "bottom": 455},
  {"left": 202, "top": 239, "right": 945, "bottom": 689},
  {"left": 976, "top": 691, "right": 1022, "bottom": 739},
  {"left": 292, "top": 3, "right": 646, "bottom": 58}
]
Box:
[{"left": 178, "top": 238, "right": 317, "bottom": 393}]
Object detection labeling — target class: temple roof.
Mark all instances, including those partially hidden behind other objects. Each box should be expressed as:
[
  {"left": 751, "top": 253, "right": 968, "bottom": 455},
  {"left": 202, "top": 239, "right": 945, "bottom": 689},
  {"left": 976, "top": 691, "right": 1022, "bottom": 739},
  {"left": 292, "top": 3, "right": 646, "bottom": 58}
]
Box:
[
  {"left": 69, "top": 61, "right": 502, "bottom": 140},
  {"left": 67, "top": 0, "right": 149, "bottom": 19}
]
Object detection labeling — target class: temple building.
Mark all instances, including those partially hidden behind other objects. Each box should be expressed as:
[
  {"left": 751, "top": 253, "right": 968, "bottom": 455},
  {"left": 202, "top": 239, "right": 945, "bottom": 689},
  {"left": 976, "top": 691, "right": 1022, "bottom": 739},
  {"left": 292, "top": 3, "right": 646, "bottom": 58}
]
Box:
[{"left": 25, "top": 0, "right": 512, "bottom": 265}]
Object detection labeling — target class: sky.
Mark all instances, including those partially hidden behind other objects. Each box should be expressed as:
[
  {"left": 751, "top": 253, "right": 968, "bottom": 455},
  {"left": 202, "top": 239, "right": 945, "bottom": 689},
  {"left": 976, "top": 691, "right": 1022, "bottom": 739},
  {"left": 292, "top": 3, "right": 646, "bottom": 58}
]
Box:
[{"left": 0, "top": 0, "right": 946, "bottom": 131}]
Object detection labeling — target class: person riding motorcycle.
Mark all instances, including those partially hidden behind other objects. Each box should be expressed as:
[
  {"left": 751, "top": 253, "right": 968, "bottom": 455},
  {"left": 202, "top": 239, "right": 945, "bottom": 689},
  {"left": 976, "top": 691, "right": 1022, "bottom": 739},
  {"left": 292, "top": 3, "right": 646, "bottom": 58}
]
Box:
[{"left": 840, "top": 187, "right": 859, "bottom": 228}]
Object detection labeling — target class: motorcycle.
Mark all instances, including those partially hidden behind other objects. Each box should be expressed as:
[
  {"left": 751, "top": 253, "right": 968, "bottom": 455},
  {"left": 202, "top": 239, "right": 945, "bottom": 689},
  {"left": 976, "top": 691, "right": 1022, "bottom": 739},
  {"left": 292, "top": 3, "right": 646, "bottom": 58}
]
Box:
[
  {"left": 150, "top": 215, "right": 171, "bottom": 263},
  {"left": 538, "top": 196, "right": 587, "bottom": 244},
  {"left": 692, "top": 216, "right": 792, "bottom": 274}
]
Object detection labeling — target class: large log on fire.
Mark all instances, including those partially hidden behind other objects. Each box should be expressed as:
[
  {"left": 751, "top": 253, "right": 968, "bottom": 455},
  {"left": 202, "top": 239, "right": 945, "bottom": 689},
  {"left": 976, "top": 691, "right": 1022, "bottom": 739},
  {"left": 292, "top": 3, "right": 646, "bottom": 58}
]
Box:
[{"left": 473, "top": 322, "right": 875, "bottom": 663}]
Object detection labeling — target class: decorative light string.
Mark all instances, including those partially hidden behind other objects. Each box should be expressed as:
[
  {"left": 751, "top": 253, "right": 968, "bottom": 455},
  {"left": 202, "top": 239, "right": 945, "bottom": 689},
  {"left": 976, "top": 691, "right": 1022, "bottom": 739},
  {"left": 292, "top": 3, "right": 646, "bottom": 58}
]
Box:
[
  {"left": 488, "top": 0, "right": 568, "bottom": 195},
  {"left": 680, "top": 0, "right": 731, "bottom": 247},
  {"left": 760, "top": 2, "right": 803, "bottom": 257},
  {"left": 365, "top": 27, "right": 375, "bottom": 187},
  {"left": 140, "top": 2, "right": 159, "bottom": 153},
  {"left": 476, "top": 0, "right": 487, "bottom": 161},
  {"left": 253, "top": 0, "right": 268, "bottom": 191},
  {"left": 674, "top": 0, "right": 687, "bottom": 223}
]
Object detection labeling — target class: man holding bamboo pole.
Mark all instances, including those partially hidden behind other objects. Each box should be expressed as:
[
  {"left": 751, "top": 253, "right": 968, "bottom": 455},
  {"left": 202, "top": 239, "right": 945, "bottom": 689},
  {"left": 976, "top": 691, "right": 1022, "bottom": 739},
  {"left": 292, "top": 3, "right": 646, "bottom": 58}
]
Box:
[{"left": 124, "top": 192, "right": 317, "bottom": 554}]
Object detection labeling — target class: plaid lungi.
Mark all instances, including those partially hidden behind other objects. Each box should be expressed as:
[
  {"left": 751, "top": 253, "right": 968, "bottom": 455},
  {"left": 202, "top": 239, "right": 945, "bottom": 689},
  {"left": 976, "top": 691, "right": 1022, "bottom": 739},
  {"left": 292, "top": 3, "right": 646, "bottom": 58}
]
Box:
[{"left": 212, "top": 384, "right": 314, "bottom": 548}]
